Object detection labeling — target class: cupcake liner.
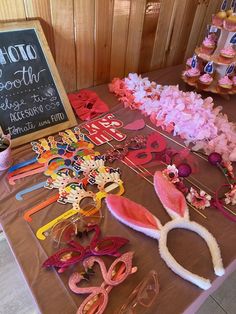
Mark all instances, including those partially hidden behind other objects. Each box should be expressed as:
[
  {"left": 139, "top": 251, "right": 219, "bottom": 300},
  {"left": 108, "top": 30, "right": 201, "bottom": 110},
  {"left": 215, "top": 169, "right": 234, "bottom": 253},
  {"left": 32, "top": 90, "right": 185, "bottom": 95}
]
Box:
[{"left": 223, "top": 19, "right": 236, "bottom": 32}]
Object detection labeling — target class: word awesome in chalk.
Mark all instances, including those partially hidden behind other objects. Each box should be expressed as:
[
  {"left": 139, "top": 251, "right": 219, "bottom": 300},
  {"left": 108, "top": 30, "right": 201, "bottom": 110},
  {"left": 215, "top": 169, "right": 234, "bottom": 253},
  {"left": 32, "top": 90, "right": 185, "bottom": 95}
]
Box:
[
  {"left": 0, "top": 44, "right": 37, "bottom": 64},
  {"left": 0, "top": 66, "right": 46, "bottom": 91}
]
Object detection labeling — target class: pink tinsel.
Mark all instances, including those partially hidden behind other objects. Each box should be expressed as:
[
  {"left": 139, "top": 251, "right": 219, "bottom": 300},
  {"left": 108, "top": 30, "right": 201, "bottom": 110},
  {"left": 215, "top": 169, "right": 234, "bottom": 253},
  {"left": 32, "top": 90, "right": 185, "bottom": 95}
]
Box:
[{"left": 109, "top": 73, "right": 236, "bottom": 162}]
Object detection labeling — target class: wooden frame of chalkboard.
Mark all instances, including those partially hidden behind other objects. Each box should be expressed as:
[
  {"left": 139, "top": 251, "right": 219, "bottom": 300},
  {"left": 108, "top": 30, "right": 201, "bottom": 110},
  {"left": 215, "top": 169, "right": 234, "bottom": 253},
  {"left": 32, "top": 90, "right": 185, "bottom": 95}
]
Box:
[{"left": 0, "top": 20, "right": 77, "bottom": 147}]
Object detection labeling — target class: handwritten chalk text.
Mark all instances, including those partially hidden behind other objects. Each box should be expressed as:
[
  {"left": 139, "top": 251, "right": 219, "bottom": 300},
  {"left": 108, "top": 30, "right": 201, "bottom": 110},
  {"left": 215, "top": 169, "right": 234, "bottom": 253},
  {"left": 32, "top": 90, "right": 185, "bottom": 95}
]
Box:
[
  {"left": 0, "top": 44, "right": 37, "bottom": 65},
  {"left": 6, "top": 121, "right": 36, "bottom": 136},
  {"left": 0, "top": 97, "right": 26, "bottom": 111},
  {"left": 51, "top": 113, "right": 65, "bottom": 122},
  {"left": 0, "top": 66, "right": 46, "bottom": 91},
  {"left": 10, "top": 105, "right": 44, "bottom": 122}
]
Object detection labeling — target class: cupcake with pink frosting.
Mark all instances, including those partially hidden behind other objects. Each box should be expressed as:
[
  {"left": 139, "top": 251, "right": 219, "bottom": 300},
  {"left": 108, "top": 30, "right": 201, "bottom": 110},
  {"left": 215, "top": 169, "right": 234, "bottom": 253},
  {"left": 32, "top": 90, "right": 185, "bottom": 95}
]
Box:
[
  {"left": 218, "top": 75, "right": 233, "bottom": 92},
  {"left": 201, "top": 36, "right": 215, "bottom": 55},
  {"left": 212, "top": 11, "right": 227, "bottom": 27},
  {"left": 219, "top": 46, "right": 236, "bottom": 63},
  {"left": 184, "top": 67, "right": 200, "bottom": 83},
  {"left": 224, "top": 14, "right": 236, "bottom": 32},
  {"left": 232, "top": 76, "right": 236, "bottom": 91},
  {"left": 198, "top": 74, "right": 213, "bottom": 89}
]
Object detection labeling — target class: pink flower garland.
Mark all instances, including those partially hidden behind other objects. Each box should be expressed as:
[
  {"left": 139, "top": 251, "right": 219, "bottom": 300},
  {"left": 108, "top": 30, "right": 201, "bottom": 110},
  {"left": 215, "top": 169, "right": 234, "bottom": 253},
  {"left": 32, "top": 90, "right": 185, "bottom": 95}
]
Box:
[{"left": 109, "top": 73, "right": 236, "bottom": 162}]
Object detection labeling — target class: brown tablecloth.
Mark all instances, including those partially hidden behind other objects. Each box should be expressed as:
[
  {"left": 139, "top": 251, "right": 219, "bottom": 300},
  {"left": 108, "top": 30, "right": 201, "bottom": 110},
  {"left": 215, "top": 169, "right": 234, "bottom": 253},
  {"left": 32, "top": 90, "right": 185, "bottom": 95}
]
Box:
[{"left": 0, "top": 65, "right": 236, "bottom": 314}]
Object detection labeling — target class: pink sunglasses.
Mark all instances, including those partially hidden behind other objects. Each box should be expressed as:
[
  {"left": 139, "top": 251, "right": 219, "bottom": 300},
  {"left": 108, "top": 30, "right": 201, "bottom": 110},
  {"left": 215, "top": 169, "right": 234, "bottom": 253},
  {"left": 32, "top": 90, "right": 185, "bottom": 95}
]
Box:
[{"left": 117, "top": 270, "right": 159, "bottom": 313}]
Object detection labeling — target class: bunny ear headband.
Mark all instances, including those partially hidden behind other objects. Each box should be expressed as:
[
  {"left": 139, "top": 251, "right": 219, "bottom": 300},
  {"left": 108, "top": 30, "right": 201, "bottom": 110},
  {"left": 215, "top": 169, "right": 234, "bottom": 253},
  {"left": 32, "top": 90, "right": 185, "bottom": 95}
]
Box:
[{"left": 106, "top": 171, "right": 225, "bottom": 290}]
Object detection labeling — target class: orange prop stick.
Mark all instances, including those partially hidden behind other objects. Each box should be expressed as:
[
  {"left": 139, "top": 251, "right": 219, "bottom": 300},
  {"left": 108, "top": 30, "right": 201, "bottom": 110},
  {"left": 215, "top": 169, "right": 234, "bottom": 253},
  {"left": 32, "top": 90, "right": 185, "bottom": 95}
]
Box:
[
  {"left": 23, "top": 194, "right": 59, "bottom": 222},
  {"left": 8, "top": 162, "right": 42, "bottom": 178}
]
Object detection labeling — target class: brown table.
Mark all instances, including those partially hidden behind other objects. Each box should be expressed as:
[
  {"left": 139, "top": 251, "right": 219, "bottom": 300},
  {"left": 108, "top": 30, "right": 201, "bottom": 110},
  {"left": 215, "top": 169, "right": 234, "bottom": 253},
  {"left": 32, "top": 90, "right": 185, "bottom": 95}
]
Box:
[{"left": 0, "top": 65, "right": 236, "bottom": 314}]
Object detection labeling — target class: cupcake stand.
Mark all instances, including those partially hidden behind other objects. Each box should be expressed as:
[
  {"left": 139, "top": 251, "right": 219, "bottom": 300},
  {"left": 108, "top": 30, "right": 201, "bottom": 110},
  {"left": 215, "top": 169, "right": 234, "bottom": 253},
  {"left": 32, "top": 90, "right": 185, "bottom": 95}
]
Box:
[{"left": 182, "top": 12, "right": 236, "bottom": 95}]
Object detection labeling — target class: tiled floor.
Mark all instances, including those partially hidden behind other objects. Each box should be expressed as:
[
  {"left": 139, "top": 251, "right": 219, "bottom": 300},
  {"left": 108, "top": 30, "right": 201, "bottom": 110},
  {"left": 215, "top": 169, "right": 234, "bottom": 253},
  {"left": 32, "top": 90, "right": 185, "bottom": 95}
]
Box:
[
  {"left": 0, "top": 232, "right": 235, "bottom": 314},
  {"left": 197, "top": 267, "right": 236, "bottom": 314}
]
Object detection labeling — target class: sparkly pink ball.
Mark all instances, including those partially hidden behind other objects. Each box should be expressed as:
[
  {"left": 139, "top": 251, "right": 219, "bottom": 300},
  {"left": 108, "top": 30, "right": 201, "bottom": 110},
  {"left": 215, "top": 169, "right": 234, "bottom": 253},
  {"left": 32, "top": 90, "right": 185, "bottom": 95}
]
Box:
[
  {"left": 177, "top": 163, "right": 192, "bottom": 177},
  {"left": 208, "top": 152, "right": 222, "bottom": 166}
]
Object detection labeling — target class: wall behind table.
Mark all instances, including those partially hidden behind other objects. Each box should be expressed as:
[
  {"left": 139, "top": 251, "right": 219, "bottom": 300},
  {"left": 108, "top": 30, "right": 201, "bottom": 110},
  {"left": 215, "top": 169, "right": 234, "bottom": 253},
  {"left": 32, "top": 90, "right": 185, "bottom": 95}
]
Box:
[{"left": 0, "top": 0, "right": 222, "bottom": 92}]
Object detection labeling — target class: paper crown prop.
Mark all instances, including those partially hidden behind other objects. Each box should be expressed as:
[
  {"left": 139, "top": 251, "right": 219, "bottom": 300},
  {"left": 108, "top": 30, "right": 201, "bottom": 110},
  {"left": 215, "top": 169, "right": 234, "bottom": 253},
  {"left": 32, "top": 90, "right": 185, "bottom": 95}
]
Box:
[{"left": 106, "top": 171, "right": 225, "bottom": 290}]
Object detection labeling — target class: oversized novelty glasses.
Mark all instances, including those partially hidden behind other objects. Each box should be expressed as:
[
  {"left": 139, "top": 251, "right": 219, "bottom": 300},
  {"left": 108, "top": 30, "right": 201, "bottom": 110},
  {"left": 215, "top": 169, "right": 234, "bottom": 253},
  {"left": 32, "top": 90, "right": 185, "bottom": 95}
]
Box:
[
  {"left": 36, "top": 169, "right": 124, "bottom": 240},
  {"left": 42, "top": 225, "right": 129, "bottom": 273},
  {"left": 69, "top": 252, "right": 137, "bottom": 314},
  {"left": 117, "top": 270, "right": 159, "bottom": 314},
  {"left": 8, "top": 130, "right": 95, "bottom": 184},
  {"left": 59, "top": 172, "right": 124, "bottom": 216}
]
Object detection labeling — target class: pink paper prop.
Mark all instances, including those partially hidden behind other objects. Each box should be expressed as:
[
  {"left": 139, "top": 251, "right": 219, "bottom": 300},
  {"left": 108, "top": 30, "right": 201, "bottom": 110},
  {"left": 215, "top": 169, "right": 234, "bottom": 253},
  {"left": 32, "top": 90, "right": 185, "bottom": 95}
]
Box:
[
  {"left": 106, "top": 171, "right": 225, "bottom": 290},
  {"left": 124, "top": 119, "right": 146, "bottom": 131},
  {"left": 82, "top": 113, "right": 126, "bottom": 145}
]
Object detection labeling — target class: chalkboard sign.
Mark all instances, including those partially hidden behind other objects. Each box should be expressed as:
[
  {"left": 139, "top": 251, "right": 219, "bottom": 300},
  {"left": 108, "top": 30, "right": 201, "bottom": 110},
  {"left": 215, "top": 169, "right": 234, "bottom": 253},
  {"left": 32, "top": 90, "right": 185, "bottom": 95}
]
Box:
[{"left": 0, "top": 20, "right": 77, "bottom": 147}]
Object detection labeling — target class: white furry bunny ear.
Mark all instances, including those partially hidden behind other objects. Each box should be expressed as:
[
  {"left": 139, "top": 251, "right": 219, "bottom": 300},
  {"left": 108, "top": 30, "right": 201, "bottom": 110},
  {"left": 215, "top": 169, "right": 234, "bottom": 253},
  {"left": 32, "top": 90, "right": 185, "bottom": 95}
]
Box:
[
  {"left": 106, "top": 195, "right": 162, "bottom": 240},
  {"left": 154, "top": 171, "right": 189, "bottom": 220}
]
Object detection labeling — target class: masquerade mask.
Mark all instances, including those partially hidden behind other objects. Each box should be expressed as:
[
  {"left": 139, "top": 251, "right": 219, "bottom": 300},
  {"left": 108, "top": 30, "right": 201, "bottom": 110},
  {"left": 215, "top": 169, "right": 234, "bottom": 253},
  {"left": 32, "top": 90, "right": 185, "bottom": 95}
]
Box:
[
  {"left": 69, "top": 252, "right": 137, "bottom": 314},
  {"left": 106, "top": 171, "right": 225, "bottom": 290},
  {"left": 125, "top": 132, "right": 166, "bottom": 166},
  {"left": 42, "top": 225, "right": 129, "bottom": 273}
]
